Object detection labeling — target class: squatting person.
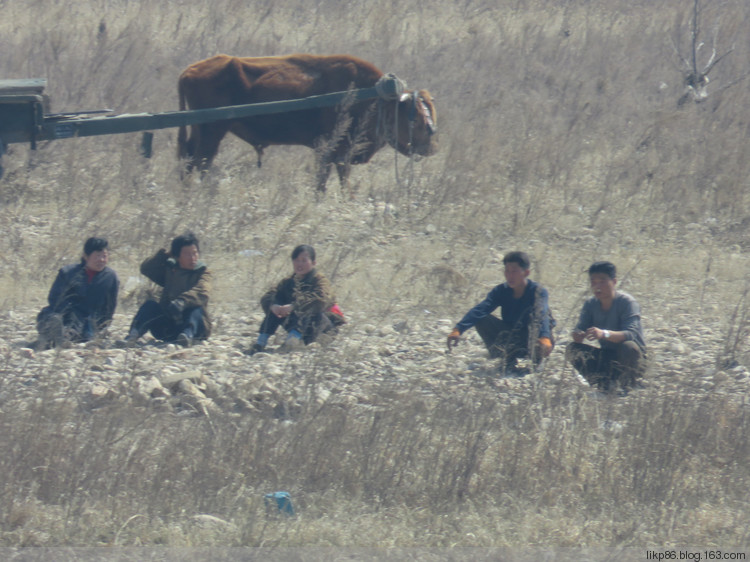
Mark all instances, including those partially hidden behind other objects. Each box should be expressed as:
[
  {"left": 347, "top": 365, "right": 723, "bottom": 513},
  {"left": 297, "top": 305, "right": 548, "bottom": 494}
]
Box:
[
  {"left": 36, "top": 237, "right": 119, "bottom": 348},
  {"left": 447, "top": 251, "right": 555, "bottom": 375},
  {"left": 566, "top": 261, "right": 647, "bottom": 393},
  {"left": 248, "top": 244, "right": 345, "bottom": 355},
  {"left": 118, "top": 232, "right": 211, "bottom": 347}
]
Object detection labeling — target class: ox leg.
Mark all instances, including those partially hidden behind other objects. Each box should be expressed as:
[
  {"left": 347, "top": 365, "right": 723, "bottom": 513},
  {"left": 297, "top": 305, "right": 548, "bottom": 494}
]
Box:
[
  {"left": 192, "top": 124, "right": 228, "bottom": 173},
  {"left": 180, "top": 129, "right": 199, "bottom": 176}
]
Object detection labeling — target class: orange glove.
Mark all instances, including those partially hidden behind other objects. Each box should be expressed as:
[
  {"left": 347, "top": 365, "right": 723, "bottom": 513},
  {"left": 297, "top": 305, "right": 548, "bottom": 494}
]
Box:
[
  {"left": 537, "top": 337, "right": 553, "bottom": 357},
  {"left": 447, "top": 328, "right": 461, "bottom": 352}
]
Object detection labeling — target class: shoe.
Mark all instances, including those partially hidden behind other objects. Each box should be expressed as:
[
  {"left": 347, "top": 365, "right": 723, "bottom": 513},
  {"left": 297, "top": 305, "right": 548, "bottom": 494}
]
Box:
[
  {"left": 114, "top": 338, "right": 135, "bottom": 349},
  {"left": 278, "top": 336, "right": 304, "bottom": 353},
  {"left": 115, "top": 330, "right": 140, "bottom": 348},
  {"left": 34, "top": 337, "right": 51, "bottom": 351},
  {"left": 176, "top": 332, "right": 193, "bottom": 348},
  {"left": 245, "top": 343, "right": 266, "bottom": 356},
  {"left": 501, "top": 366, "right": 531, "bottom": 378},
  {"left": 499, "top": 359, "right": 530, "bottom": 378}
]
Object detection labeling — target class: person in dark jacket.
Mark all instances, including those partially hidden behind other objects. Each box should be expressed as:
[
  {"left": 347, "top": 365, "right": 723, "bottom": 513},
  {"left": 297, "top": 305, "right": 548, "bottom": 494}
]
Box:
[
  {"left": 36, "top": 237, "right": 119, "bottom": 348},
  {"left": 566, "top": 261, "right": 646, "bottom": 394},
  {"left": 447, "top": 251, "right": 554, "bottom": 375},
  {"left": 248, "top": 244, "right": 345, "bottom": 355},
  {"left": 117, "top": 232, "right": 211, "bottom": 348}
]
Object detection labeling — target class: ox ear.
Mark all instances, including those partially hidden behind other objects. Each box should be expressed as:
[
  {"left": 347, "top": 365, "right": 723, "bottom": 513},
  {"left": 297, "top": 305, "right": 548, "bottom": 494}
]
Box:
[{"left": 399, "top": 92, "right": 412, "bottom": 102}]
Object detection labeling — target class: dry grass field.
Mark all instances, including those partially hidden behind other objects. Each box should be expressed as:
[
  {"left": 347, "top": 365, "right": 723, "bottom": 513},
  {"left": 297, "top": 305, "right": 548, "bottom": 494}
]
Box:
[{"left": 1, "top": 0, "right": 750, "bottom": 554}]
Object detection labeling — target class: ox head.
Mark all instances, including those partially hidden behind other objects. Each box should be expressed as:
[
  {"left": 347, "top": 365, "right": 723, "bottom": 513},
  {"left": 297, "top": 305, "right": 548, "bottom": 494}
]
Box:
[{"left": 389, "top": 89, "right": 438, "bottom": 157}]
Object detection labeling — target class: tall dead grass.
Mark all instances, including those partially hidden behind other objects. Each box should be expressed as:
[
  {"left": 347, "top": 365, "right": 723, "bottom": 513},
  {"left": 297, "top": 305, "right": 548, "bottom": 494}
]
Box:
[
  {"left": 1, "top": 0, "right": 750, "bottom": 549},
  {"left": 1, "top": 368, "right": 748, "bottom": 547}
]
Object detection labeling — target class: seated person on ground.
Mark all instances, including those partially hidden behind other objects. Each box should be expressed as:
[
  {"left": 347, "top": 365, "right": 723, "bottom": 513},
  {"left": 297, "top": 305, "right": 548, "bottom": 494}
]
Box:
[
  {"left": 118, "top": 232, "right": 211, "bottom": 348},
  {"left": 565, "top": 261, "right": 647, "bottom": 394},
  {"left": 248, "top": 244, "right": 345, "bottom": 355},
  {"left": 447, "top": 251, "right": 554, "bottom": 375},
  {"left": 36, "top": 237, "right": 119, "bottom": 348}
]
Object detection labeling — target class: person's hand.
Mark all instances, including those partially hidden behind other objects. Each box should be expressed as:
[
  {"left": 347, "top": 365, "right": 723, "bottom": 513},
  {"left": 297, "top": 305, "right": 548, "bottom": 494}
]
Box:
[
  {"left": 585, "top": 327, "right": 603, "bottom": 341},
  {"left": 572, "top": 329, "right": 586, "bottom": 344},
  {"left": 538, "top": 337, "right": 553, "bottom": 357},
  {"left": 271, "top": 304, "right": 293, "bottom": 318},
  {"left": 168, "top": 298, "right": 185, "bottom": 322},
  {"left": 447, "top": 328, "right": 461, "bottom": 352}
]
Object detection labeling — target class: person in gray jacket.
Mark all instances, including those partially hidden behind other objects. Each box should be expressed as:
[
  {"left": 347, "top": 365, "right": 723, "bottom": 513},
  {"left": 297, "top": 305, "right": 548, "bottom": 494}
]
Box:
[{"left": 566, "top": 261, "right": 646, "bottom": 393}]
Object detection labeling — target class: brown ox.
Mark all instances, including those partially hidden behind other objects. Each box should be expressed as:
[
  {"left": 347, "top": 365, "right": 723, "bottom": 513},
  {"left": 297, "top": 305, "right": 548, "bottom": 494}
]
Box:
[{"left": 177, "top": 54, "right": 438, "bottom": 191}]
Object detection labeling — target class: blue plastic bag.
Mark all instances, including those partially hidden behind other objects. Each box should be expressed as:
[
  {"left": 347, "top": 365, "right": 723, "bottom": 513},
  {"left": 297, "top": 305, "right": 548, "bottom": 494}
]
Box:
[{"left": 264, "top": 491, "right": 295, "bottom": 516}]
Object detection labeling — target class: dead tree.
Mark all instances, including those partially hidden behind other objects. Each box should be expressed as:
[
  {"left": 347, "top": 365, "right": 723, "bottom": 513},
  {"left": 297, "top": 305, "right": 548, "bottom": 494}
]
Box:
[{"left": 673, "top": 0, "right": 736, "bottom": 105}]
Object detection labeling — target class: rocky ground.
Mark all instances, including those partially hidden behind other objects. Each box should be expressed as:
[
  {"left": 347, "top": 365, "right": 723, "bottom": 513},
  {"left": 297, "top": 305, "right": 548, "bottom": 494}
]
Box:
[{"left": 2, "top": 301, "right": 749, "bottom": 420}]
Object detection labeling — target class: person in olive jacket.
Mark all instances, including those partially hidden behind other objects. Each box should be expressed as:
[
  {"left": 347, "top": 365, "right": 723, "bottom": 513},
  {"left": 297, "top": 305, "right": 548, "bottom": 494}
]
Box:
[
  {"left": 248, "top": 244, "right": 345, "bottom": 355},
  {"left": 118, "top": 232, "right": 211, "bottom": 347},
  {"left": 36, "top": 237, "right": 119, "bottom": 348}
]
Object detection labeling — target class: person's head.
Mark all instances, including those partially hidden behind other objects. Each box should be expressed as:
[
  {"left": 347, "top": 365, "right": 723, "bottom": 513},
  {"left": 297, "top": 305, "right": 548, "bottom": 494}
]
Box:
[
  {"left": 291, "top": 244, "right": 316, "bottom": 276},
  {"left": 171, "top": 232, "right": 200, "bottom": 270},
  {"left": 502, "top": 251, "right": 531, "bottom": 289},
  {"left": 588, "top": 261, "right": 617, "bottom": 301},
  {"left": 82, "top": 237, "right": 109, "bottom": 272}
]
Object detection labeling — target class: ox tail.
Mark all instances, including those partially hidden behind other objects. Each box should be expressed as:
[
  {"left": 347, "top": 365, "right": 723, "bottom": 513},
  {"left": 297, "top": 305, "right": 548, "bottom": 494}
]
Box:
[{"left": 177, "top": 78, "right": 188, "bottom": 160}]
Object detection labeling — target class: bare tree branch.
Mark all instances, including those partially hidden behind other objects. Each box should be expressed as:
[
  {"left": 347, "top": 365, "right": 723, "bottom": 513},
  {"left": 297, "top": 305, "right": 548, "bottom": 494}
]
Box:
[
  {"left": 714, "top": 71, "right": 750, "bottom": 95},
  {"left": 704, "top": 46, "right": 734, "bottom": 75},
  {"left": 672, "top": 0, "right": 738, "bottom": 105}
]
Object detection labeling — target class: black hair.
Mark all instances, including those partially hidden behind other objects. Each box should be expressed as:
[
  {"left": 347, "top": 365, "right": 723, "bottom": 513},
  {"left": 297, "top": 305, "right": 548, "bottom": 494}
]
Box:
[
  {"left": 291, "top": 244, "right": 316, "bottom": 261},
  {"left": 503, "top": 251, "right": 530, "bottom": 270},
  {"left": 83, "top": 237, "right": 108, "bottom": 256},
  {"left": 170, "top": 231, "right": 200, "bottom": 258},
  {"left": 588, "top": 261, "right": 617, "bottom": 279}
]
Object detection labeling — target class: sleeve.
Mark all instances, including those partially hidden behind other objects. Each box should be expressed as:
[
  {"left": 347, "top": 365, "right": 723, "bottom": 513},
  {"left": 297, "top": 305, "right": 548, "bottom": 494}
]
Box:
[
  {"left": 294, "top": 273, "right": 335, "bottom": 316},
  {"left": 140, "top": 249, "right": 169, "bottom": 287},
  {"left": 260, "top": 285, "right": 277, "bottom": 314},
  {"left": 179, "top": 268, "right": 211, "bottom": 309},
  {"left": 46, "top": 268, "right": 69, "bottom": 309},
  {"left": 618, "top": 298, "right": 642, "bottom": 342},
  {"left": 533, "top": 286, "right": 553, "bottom": 339},
  {"left": 273, "top": 276, "right": 295, "bottom": 306},
  {"left": 574, "top": 300, "right": 593, "bottom": 332},
  {"left": 260, "top": 276, "right": 292, "bottom": 313},
  {"left": 102, "top": 272, "right": 120, "bottom": 325},
  {"left": 454, "top": 285, "right": 503, "bottom": 334}
]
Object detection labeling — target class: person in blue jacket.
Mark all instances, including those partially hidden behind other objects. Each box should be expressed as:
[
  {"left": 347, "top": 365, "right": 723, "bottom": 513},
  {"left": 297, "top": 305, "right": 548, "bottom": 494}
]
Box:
[
  {"left": 36, "top": 237, "right": 119, "bottom": 348},
  {"left": 447, "top": 251, "right": 554, "bottom": 374}
]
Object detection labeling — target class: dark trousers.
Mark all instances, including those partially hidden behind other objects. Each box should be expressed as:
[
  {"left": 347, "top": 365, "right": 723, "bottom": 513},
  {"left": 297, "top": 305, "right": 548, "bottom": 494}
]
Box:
[
  {"left": 565, "top": 341, "right": 646, "bottom": 391},
  {"left": 259, "top": 311, "right": 335, "bottom": 345},
  {"left": 130, "top": 300, "right": 207, "bottom": 342},
  {"left": 474, "top": 315, "right": 538, "bottom": 367}
]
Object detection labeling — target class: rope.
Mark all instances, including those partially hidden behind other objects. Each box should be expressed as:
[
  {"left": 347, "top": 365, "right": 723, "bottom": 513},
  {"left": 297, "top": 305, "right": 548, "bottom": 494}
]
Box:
[
  {"left": 395, "top": 95, "right": 417, "bottom": 196},
  {"left": 374, "top": 77, "right": 418, "bottom": 195}
]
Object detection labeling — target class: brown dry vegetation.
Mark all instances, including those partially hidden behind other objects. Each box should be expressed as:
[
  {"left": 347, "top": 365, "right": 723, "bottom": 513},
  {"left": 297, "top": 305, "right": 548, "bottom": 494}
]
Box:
[{"left": 1, "top": 0, "right": 750, "bottom": 552}]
